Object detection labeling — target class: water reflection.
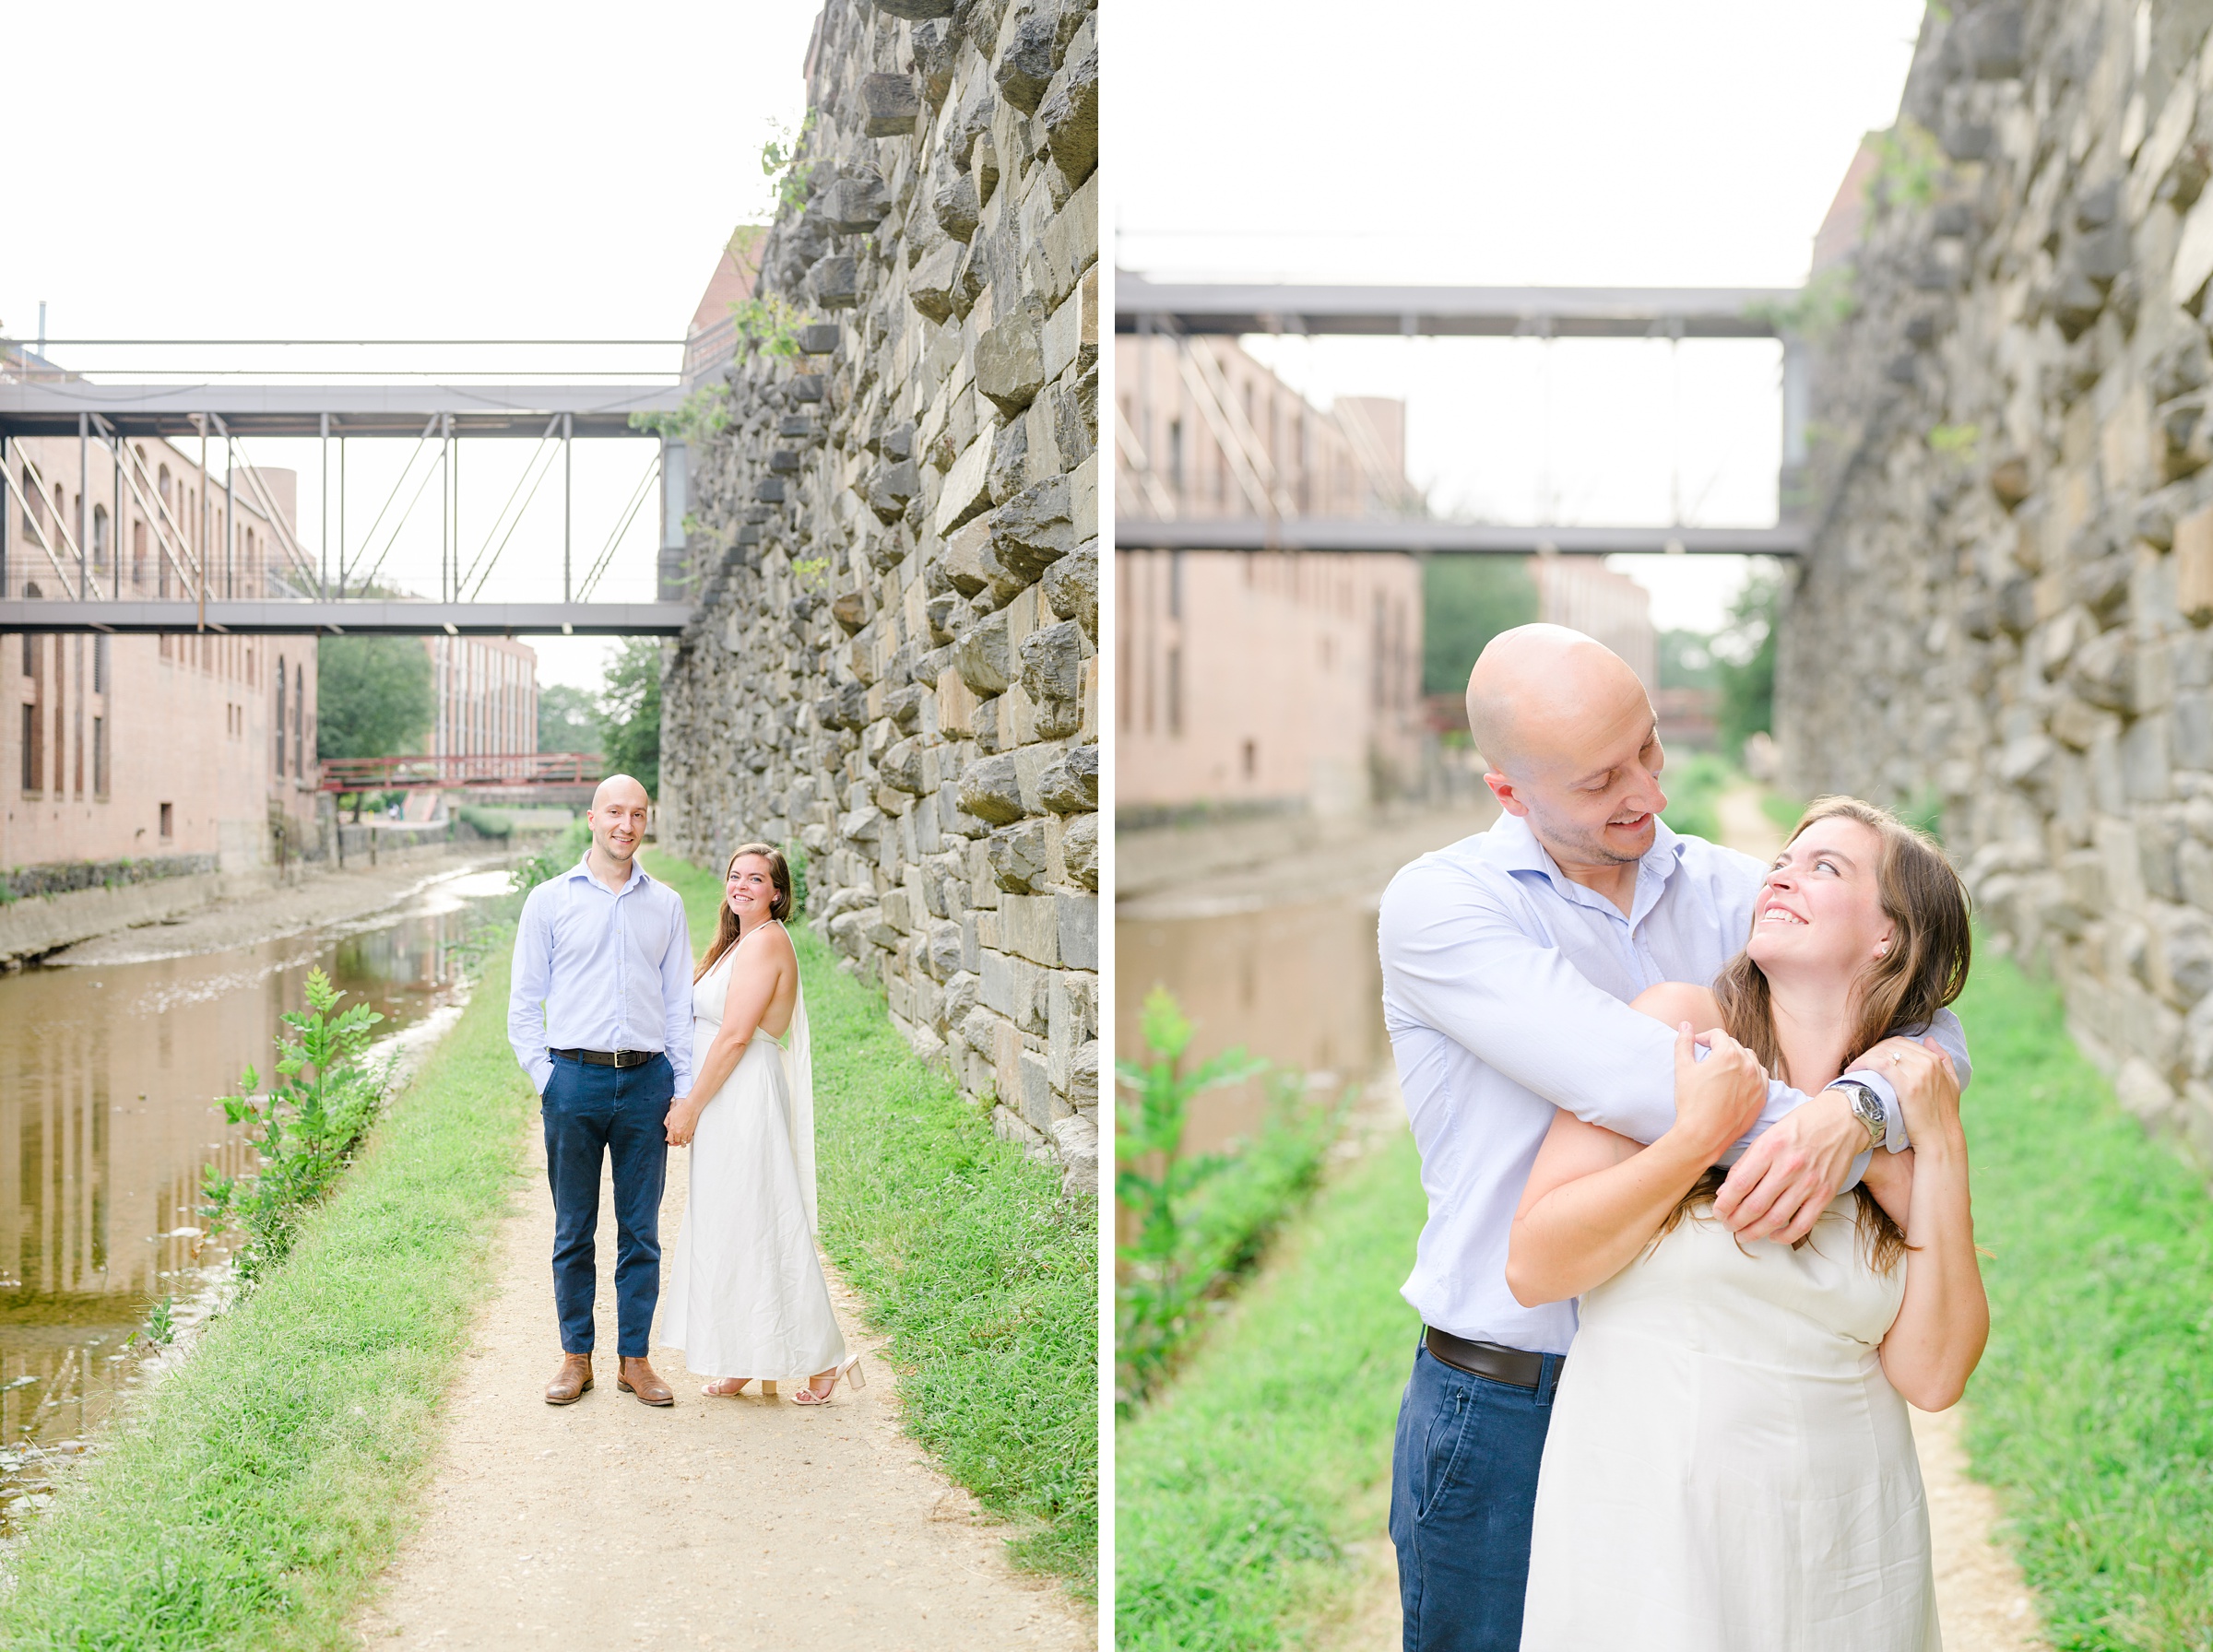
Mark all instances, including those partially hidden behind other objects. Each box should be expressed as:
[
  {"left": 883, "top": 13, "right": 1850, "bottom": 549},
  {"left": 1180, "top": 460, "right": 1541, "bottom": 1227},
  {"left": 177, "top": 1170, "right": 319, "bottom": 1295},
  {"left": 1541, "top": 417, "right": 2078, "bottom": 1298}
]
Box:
[
  {"left": 0, "top": 870, "right": 511, "bottom": 1529},
  {"left": 1116, "top": 895, "right": 1390, "bottom": 1153}
]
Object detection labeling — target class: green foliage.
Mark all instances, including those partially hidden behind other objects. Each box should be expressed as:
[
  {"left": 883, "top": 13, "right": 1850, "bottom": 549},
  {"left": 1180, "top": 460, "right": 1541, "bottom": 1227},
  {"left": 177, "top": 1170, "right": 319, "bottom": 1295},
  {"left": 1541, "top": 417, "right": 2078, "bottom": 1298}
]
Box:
[
  {"left": 1658, "top": 628, "right": 1718, "bottom": 690},
  {"left": 1420, "top": 556, "right": 1539, "bottom": 698},
  {"left": 511, "top": 820, "right": 590, "bottom": 897},
  {"left": 454, "top": 805, "right": 511, "bottom": 841},
  {"left": 1948, "top": 951, "right": 2213, "bottom": 1648},
  {"left": 1115, "top": 990, "right": 1344, "bottom": 1411},
  {"left": 1659, "top": 749, "right": 1733, "bottom": 844},
  {"left": 629, "top": 384, "right": 731, "bottom": 445},
  {"left": 143, "top": 1295, "right": 175, "bottom": 1348},
  {"left": 1743, "top": 265, "right": 1859, "bottom": 344},
  {"left": 730, "top": 293, "right": 808, "bottom": 360},
  {"left": 314, "top": 635, "right": 433, "bottom": 761},
  {"left": 1118, "top": 1129, "right": 1426, "bottom": 1649},
  {"left": 1928, "top": 422, "right": 1982, "bottom": 462},
  {"left": 1762, "top": 790, "right": 1811, "bottom": 833},
  {"left": 0, "top": 946, "right": 538, "bottom": 1648},
  {"left": 783, "top": 836, "right": 811, "bottom": 917},
  {"left": 598, "top": 638, "right": 663, "bottom": 800},
  {"left": 1867, "top": 119, "right": 1946, "bottom": 213},
  {"left": 536, "top": 682, "right": 598, "bottom": 754},
  {"left": 1899, "top": 785, "right": 1945, "bottom": 844},
  {"left": 201, "top": 969, "right": 387, "bottom": 1285},
  {"left": 645, "top": 849, "right": 1096, "bottom": 1595},
  {"left": 790, "top": 554, "right": 831, "bottom": 592},
  {"left": 1715, "top": 566, "right": 1781, "bottom": 759},
  {"left": 761, "top": 113, "right": 818, "bottom": 214}
]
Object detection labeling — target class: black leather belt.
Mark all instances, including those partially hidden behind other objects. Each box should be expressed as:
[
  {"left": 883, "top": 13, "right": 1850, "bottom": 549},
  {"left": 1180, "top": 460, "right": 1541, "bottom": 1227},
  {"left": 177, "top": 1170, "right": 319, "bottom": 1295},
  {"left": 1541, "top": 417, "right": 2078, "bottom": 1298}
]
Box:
[
  {"left": 1425, "top": 1326, "right": 1544, "bottom": 1389},
  {"left": 550, "top": 1048, "right": 658, "bottom": 1068}
]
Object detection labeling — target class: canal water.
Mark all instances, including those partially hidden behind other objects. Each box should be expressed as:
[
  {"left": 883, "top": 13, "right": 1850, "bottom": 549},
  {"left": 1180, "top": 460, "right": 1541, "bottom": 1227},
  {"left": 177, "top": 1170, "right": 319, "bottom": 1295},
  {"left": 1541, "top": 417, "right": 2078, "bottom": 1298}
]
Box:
[
  {"left": 1115, "top": 893, "right": 1392, "bottom": 1154},
  {"left": 0, "top": 867, "right": 515, "bottom": 1530}
]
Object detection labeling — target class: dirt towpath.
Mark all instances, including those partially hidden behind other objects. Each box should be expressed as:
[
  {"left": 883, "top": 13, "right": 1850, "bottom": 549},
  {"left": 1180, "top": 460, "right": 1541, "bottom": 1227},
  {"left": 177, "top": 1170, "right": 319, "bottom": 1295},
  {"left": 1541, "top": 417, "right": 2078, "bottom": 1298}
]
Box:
[{"left": 354, "top": 1118, "right": 1090, "bottom": 1649}]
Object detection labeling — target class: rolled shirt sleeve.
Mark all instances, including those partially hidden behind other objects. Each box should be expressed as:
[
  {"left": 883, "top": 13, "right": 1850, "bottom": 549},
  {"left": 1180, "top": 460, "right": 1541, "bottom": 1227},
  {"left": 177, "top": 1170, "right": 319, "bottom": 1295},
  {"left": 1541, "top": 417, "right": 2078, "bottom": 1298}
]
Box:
[
  {"left": 508, "top": 883, "right": 557, "bottom": 1095},
  {"left": 1838, "top": 1007, "right": 1973, "bottom": 1151}
]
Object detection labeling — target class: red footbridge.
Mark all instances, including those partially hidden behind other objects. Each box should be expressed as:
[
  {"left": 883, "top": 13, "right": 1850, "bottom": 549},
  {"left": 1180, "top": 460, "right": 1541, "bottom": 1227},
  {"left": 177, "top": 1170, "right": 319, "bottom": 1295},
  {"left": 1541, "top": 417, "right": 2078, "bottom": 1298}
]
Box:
[{"left": 317, "top": 751, "right": 602, "bottom": 795}]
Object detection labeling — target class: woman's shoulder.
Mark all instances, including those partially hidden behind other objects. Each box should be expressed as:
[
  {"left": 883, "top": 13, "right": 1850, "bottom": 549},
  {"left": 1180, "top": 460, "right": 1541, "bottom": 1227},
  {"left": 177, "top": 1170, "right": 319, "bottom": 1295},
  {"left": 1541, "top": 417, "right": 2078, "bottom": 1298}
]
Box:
[{"left": 736, "top": 919, "right": 799, "bottom": 966}]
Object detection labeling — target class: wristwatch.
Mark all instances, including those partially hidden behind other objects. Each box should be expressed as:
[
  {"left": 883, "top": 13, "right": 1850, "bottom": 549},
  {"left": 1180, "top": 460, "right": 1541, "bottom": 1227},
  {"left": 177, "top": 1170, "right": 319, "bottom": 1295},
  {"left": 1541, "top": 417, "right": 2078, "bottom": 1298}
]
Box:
[{"left": 1833, "top": 1080, "right": 1887, "bottom": 1150}]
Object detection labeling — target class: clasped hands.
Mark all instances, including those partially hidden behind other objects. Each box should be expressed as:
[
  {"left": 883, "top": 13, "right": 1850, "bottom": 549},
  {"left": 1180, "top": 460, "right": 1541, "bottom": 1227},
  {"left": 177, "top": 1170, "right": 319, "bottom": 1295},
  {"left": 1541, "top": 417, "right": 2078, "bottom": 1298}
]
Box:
[
  {"left": 666, "top": 1093, "right": 704, "bottom": 1147},
  {"left": 1677, "top": 1027, "right": 1959, "bottom": 1245}
]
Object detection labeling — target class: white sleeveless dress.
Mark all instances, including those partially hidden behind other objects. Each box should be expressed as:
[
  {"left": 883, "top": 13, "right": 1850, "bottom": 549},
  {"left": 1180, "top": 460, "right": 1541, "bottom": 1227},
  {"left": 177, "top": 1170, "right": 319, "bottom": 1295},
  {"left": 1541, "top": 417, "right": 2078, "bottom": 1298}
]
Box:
[
  {"left": 1521, "top": 1194, "right": 1939, "bottom": 1651},
  {"left": 657, "top": 924, "right": 847, "bottom": 1380}
]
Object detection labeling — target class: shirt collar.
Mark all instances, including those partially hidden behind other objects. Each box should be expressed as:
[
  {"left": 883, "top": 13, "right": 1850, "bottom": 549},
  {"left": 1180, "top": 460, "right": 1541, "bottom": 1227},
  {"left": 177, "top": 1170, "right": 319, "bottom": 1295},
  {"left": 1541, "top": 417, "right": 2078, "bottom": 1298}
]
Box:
[
  {"left": 1489, "top": 810, "right": 1688, "bottom": 924},
  {"left": 565, "top": 854, "right": 649, "bottom": 895}
]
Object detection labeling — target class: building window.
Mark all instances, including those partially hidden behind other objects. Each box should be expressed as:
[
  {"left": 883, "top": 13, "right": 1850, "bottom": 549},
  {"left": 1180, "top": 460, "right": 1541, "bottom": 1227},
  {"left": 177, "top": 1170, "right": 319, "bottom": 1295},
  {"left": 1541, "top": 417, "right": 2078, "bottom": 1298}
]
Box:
[
  {"left": 93, "top": 716, "right": 107, "bottom": 797},
  {"left": 94, "top": 634, "right": 110, "bottom": 694},
  {"left": 160, "top": 801, "right": 172, "bottom": 839},
  {"left": 1166, "top": 644, "right": 1183, "bottom": 738},
  {"left": 1242, "top": 738, "right": 1257, "bottom": 779},
  {"left": 293, "top": 663, "right": 304, "bottom": 777},
  {"left": 18, "top": 704, "right": 33, "bottom": 795},
  {"left": 132, "top": 518, "right": 148, "bottom": 592},
  {"left": 92, "top": 504, "right": 110, "bottom": 572},
  {"left": 276, "top": 654, "right": 288, "bottom": 772},
  {"left": 1167, "top": 419, "right": 1184, "bottom": 498}
]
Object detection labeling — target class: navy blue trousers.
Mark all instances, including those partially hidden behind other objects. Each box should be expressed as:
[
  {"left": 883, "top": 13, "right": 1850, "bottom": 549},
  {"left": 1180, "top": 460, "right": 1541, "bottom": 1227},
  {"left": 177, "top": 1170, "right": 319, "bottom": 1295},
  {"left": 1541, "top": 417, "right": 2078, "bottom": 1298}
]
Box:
[
  {"left": 540, "top": 1051, "right": 673, "bottom": 1358},
  {"left": 1389, "top": 1341, "right": 1567, "bottom": 1652}
]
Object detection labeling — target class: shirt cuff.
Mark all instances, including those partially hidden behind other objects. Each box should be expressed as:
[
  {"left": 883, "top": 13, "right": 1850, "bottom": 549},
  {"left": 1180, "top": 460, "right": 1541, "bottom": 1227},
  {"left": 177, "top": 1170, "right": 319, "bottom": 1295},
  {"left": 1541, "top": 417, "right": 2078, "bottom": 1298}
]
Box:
[
  {"left": 1834, "top": 1068, "right": 1911, "bottom": 1152},
  {"left": 527, "top": 1055, "right": 554, "bottom": 1095}
]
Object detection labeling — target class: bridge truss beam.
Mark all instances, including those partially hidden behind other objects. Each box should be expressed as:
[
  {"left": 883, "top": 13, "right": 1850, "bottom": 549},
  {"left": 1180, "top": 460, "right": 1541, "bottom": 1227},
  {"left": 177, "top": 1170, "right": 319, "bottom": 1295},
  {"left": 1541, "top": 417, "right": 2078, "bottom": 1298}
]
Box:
[
  {"left": 1113, "top": 518, "right": 1805, "bottom": 557},
  {"left": 0, "top": 599, "right": 692, "bottom": 636}
]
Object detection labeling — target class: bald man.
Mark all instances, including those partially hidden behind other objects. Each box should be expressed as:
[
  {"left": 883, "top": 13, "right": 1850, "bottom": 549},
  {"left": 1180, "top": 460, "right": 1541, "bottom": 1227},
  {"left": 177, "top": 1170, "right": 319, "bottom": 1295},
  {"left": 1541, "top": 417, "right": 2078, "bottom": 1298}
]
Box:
[
  {"left": 508, "top": 774, "right": 694, "bottom": 1408},
  {"left": 1378, "top": 625, "right": 1969, "bottom": 1652}
]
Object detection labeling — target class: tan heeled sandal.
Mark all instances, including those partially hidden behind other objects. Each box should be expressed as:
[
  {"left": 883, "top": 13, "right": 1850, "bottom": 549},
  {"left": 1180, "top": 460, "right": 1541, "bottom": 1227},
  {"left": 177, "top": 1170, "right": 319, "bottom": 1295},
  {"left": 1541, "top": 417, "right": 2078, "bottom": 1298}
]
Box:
[{"left": 791, "top": 1353, "right": 866, "bottom": 1406}]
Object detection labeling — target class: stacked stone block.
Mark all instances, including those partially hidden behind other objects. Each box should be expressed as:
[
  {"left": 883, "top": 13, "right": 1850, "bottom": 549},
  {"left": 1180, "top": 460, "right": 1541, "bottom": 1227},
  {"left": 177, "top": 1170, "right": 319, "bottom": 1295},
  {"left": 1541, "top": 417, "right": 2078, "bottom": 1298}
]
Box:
[
  {"left": 658, "top": 0, "right": 1100, "bottom": 1194},
  {"left": 1778, "top": 0, "right": 2213, "bottom": 1173}
]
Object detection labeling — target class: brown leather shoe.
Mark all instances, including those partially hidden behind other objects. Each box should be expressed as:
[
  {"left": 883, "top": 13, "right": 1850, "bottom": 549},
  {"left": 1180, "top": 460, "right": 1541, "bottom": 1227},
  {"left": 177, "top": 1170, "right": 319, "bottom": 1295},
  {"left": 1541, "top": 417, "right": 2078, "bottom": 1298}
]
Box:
[
  {"left": 617, "top": 1355, "right": 674, "bottom": 1407},
  {"left": 545, "top": 1353, "right": 593, "bottom": 1405}
]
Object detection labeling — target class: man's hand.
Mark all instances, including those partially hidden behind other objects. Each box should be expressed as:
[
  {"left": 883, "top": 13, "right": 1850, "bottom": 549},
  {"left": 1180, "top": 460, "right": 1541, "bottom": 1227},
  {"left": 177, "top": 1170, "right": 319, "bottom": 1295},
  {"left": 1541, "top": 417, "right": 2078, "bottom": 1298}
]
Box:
[
  {"left": 1711, "top": 1087, "right": 1863, "bottom": 1243},
  {"left": 665, "top": 1093, "right": 703, "bottom": 1148}
]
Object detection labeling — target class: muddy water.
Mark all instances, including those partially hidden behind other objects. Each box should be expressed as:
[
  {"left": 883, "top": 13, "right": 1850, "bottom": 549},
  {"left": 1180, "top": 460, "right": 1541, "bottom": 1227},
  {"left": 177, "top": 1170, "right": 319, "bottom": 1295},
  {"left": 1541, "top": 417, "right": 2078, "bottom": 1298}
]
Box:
[
  {"left": 1116, "top": 894, "right": 1391, "bottom": 1154},
  {"left": 0, "top": 868, "right": 515, "bottom": 1529}
]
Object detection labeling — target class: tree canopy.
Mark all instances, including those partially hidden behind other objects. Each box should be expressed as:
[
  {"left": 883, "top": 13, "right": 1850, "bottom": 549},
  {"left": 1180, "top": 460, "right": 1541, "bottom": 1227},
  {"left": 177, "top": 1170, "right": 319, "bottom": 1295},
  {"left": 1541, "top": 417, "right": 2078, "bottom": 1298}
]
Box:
[
  {"left": 598, "top": 638, "right": 663, "bottom": 798},
  {"left": 537, "top": 683, "right": 599, "bottom": 755},
  {"left": 314, "top": 636, "right": 433, "bottom": 761},
  {"left": 1421, "top": 558, "right": 1539, "bottom": 697}
]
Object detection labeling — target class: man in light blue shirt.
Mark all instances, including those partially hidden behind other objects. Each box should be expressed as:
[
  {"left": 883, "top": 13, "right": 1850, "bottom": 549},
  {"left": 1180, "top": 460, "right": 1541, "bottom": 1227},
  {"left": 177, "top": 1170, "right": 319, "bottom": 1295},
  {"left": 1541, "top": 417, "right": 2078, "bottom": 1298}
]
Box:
[
  {"left": 1379, "top": 627, "right": 1970, "bottom": 1652},
  {"left": 508, "top": 774, "right": 695, "bottom": 1408}
]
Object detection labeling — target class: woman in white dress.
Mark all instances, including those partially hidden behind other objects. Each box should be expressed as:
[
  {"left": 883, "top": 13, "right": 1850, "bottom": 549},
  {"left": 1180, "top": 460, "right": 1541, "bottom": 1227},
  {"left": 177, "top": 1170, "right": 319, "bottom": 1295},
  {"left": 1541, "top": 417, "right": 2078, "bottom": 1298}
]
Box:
[
  {"left": 660, "top": 843, "right": 863, "bottom": 1405},
  {"left": 1508, "top": 798, "right": 1988, "bottom": 1650}
]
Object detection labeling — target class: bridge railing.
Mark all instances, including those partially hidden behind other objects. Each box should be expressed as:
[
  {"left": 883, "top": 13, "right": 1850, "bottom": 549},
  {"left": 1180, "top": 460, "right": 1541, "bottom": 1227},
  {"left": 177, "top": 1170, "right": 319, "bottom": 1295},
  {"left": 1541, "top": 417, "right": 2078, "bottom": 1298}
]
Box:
[{"left": 317, "top": 751, "right": 603, "bottom": 794}]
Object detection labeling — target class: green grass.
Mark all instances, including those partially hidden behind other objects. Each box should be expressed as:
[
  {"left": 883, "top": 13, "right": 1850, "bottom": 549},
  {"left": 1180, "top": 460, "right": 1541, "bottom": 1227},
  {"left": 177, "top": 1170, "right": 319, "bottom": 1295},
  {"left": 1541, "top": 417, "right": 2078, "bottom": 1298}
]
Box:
[
  {"left": 1660, "top": 749, "right": 1734, "bottom": 844},
  {"left": 1118, "top": 949, "right": 2213, "bottom": 1649},
  {"left": 1953, "top": 953, "right": 2213, "bottom": 1649},
  {"left": 1116, "top": 1131, "right": 1422, "bottom": 1650},
  {"left": 642, "top": 849, "right": 1098, "bottom": 1598},
  {"left": 0, "top": 950, "right": 537, "bottom": 1650}
]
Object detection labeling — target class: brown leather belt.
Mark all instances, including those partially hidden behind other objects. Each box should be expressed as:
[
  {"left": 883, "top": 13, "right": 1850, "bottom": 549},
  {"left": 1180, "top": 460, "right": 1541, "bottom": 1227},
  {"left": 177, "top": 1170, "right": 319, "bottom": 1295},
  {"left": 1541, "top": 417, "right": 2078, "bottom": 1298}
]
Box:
[
  {"left": 550, "top": 1048, "right": 658, "bottom": 1069},
  {"left": 1425, "top": 1326, "right": 1544, "bottom": 1389}
]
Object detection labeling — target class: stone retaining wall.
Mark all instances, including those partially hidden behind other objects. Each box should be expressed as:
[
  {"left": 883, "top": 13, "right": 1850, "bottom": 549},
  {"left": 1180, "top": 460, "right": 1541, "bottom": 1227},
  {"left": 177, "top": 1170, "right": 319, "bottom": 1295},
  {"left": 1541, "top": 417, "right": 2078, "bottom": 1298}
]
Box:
[
  {"left": 1778, "top": 0, "right": 2213, "bottom": 1172},
  {"left": 658, "top": 0, "right": 1099, "bottom": 1193}
]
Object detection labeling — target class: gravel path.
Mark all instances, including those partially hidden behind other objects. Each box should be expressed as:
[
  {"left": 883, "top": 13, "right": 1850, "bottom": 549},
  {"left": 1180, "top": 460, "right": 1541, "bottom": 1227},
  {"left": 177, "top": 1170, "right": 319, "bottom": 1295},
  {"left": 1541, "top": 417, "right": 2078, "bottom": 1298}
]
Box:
[{"left": 353, "top": 1120, "right": 1091, "bottom": 1650}]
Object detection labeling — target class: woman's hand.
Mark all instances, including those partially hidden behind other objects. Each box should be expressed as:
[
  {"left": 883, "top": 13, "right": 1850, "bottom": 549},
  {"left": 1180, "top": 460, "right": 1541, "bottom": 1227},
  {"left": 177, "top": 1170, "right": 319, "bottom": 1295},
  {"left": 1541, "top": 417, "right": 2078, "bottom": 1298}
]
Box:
[
  {"left": 1672, "top": 1023, "right": 1768, "bottom": 1160},
  {"left": 1862, "top": 1035, "right": 1961, "bottom": 1148},
  {"left": 665, "top": 1094, "right": 705, "bottom": 1148}
]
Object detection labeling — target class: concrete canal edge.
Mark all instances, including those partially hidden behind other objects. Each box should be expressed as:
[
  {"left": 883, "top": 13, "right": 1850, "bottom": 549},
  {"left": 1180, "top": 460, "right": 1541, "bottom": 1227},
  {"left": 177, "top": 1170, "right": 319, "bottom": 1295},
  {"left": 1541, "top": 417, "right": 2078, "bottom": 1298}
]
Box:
[{"left": 0, "top": 947, "right": 536, "bottom": 1646}]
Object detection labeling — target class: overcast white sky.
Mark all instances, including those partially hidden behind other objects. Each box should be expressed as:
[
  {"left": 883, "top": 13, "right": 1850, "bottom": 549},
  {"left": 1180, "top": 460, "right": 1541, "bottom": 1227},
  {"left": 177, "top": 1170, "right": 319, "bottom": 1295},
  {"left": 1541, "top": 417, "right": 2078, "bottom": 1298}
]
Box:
[
  {"left": 1113, "top": 0, "right": 1926, "bottom": 629},
  {"left": 5, "top": 2, "right": 814, "bottom": 687}
]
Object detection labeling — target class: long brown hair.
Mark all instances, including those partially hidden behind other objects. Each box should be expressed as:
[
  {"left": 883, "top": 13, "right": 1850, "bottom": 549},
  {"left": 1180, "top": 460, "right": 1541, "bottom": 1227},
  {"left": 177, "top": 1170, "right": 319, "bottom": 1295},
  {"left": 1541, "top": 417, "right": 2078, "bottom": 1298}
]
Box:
[
  {"left": 694, "top": 842, "right": 793, "bottom": 983},
  {"left": 1669, "top": 796, "right": 1971, "bottom": 1271}
]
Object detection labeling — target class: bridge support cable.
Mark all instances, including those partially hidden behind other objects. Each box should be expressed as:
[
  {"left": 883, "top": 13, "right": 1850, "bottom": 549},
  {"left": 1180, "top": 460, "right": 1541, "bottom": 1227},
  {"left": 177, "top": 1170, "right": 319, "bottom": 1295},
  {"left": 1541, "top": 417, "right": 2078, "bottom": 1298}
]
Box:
[
  {"left": 1112, "top": 402, "right": 1177, "bottom": 519},
  {"left": 3, "top": 442, "right": 96, "bottom": 596},
  {"left": 112, "top": 431, "right": 206, "bottom": 600},
  {"left": 458, "top": 417, "right": 562, "bottom": 601},
  {"left": 1175, "top": 336, "right": 1297, "bottom": 522},
  {"left": 209, "top": 414, "right": 323, "bottom": 593},
  {"left": 574, "top": 447, "right": 661, "bottom": 602},
  {"left": 344, "top": 416, "right": 444, "bottom": 596}
]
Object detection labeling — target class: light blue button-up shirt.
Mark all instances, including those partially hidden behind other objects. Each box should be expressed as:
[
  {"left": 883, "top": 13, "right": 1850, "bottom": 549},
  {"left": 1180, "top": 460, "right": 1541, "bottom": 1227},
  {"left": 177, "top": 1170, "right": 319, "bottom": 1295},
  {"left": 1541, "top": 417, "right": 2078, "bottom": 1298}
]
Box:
[
  {"left": 1378, "top": 812, "right": 1970, "bottom": 1355},
  {"left": 507, "top": 856, "right": 695, "bottom": 1097}
]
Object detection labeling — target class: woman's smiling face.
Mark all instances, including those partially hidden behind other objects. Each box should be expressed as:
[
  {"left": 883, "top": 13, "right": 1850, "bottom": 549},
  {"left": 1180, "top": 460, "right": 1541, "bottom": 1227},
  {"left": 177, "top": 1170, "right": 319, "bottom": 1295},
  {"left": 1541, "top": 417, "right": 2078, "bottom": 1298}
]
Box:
[
  {"left": 1746, "top": 815, "right": 1892, "bottom": 983},
  {"left": 726, "top": 855, "right": 776, "bottom": 922}
]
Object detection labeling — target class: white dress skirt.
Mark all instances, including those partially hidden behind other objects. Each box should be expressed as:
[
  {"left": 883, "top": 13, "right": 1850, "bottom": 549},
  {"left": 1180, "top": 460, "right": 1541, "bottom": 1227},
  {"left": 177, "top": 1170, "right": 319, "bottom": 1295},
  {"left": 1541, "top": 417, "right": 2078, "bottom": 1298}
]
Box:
[
  {"left": 657, "top": 927, "right": 846, "bottom": 1381},
  {"left": 1521, "top": 1193, "right": 1939, "bottom": 1651}
]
